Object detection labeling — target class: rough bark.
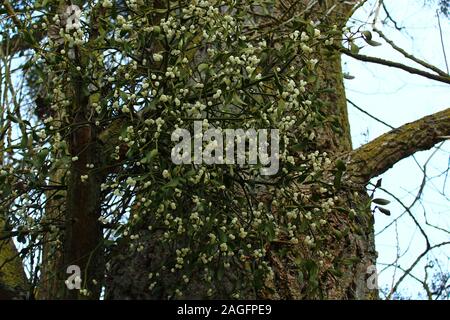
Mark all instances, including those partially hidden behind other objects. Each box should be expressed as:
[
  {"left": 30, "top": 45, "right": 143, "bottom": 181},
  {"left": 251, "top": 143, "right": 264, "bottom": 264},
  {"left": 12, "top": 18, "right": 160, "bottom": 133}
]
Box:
[{"left": 347, "top": 108, "right": 450, "bottom": 185}]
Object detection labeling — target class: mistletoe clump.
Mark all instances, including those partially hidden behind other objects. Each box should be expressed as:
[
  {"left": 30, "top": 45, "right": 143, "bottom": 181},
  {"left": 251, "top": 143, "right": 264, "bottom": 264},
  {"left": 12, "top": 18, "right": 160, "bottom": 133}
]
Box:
[{"left": 1, "top": 0, "right": 351, "bottom": 298}]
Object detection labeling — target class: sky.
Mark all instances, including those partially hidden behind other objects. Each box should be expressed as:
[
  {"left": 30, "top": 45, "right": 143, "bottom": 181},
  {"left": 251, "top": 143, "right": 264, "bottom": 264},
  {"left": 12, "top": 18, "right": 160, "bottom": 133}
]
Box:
[{"left": 344, "top": 0, "right": 450, "bottom": 298}]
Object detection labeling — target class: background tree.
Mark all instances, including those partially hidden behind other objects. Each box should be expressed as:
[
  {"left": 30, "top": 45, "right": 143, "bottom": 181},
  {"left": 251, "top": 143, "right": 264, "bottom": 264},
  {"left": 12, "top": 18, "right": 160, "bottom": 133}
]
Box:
[{"left": 0, "top": 0, "right": 448, "bottom": 300}]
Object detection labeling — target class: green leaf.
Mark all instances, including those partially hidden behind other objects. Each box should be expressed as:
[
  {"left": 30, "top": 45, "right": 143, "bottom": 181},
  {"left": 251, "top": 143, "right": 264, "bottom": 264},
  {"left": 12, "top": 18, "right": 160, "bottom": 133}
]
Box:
[
  {"left": 328, "top": 268, "right": 343, "bottom": 277},
  {"left": 218, "top": 231, "right": 227, "bottom": 243},
  {"left": 22, "top": 31, "right": 36, "bottom": 46},
  {"left": 153, "top": 8, "right": 168, "bottom": 14},
  {"left": 336, "top": 159, "right": 346, "bottom": 171},
  {"left": 163, "top": 177, "right": 183, "bottom": 190},
  {"left": 307, "top": 74, "right": 317, "bottom": 83},
  {"left": 290, "top": 143, "right": 305, "bottom": 152},
  {"left": 145, "top": 149, "right": 158, "bottom": 163},
  {"left": 20, "top": 134, "right": 28, "bottom": 148},
  {"left": 365, "top": 39, "right": 382, "bottom": 47},
  {"left": 303, "top": 259, "right": 319, "bottom": 281},
  {"left": 350, "top": 42, "right": 360, "bottom": 54},
  {"left": 334, "top": 170, "right": 343, "bottom": 190},
  {"left": 273, "top": 71, "right": 283, "bottom": 93},
  {"left": 372, "top": 198, "right": 390, "bottom": 205},
  {"left": 217, "top": 264, "right": 224, "bottom": 280},
  {"left": 232, "top": 93, "right": 247, "bottom": 106},
  {"left": 333, "top": 229, "right": 343, "bottom": 239},
  {"left": 34, "top": 148, "right": 49, "bottom": 167},
  {"left": 343, "top": 73, "right": 355, "bottom": 80},
  {"left": 197, "top": 63, "right": 209, "bottom": 72},
  {"left": 362, "top": 31, "right": 372, "bottom": 41},
  {"left": 297, "top": 270, "right": 304, "bottom": 283},
  {"left": 104, "top": 239, "right": 116, "bottom": 247},
  {"left": 342, "top": 257, "right": 360, "bottom": 266},
  {"left": 377, "top": 207, "right": 391, "bottom": 216}
]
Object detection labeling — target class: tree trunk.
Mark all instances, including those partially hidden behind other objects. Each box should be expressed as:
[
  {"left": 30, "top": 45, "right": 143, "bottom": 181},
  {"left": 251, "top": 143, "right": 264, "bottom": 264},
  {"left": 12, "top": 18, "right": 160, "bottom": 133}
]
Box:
[
  {"left": 60, "top": 82, "right": 105, "bottom": 299},
  {"left": 104, "top": 1, "right": 378, "bottom": 299}
]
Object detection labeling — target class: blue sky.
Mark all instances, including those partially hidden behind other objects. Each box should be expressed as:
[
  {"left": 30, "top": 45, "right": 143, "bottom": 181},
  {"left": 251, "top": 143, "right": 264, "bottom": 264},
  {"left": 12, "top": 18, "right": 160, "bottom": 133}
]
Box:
[{"left": 344, "top": 0, "right": 450, "bottom": 298}]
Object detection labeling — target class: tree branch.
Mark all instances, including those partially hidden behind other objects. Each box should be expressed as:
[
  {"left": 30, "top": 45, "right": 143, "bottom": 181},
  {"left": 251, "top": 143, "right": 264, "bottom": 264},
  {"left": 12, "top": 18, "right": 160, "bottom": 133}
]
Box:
[
  {"left": 347, "top": 108, "right": 450, "bottom": 185},
  {"left": 373, "top": 27, "right": 449, "bottom": 77},
  {"left": 340, "top": 47, "right": 450, "bottom": 85}
]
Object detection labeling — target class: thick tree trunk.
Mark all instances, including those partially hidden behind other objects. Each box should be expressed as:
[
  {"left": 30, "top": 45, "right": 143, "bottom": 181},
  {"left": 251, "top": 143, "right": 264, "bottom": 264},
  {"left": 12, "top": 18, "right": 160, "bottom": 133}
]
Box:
[
  {"left": 62, "top": 129, "right": 104, "bottom": 299},
  {"left": 262, "top": 49, "right": 378, "bottom": 299},
  {"left": 104, "top": 19, "right": 378, "bottom": 299},
  {"left": 107, "top": 63, "right": 377, "bottom": 299}
]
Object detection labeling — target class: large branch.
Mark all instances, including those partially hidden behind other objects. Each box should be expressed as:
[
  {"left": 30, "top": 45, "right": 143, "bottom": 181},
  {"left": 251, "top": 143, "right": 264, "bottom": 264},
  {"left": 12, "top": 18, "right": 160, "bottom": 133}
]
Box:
[{"left": 346, "top": 108, "right": 450, "bottom": 185}]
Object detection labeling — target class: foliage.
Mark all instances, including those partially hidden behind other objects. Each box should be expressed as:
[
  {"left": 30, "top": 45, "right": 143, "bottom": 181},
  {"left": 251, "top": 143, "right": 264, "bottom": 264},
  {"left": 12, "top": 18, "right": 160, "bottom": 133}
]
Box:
[{"left": 0, "top": 0, "right": 360, "bottom": 298}]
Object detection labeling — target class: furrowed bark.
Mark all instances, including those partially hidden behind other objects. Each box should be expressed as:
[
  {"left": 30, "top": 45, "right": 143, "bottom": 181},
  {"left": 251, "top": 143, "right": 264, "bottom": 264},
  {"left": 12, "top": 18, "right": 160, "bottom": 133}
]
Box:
[{"left": 262, "top": 42, "right": 377, "bottom": 300}]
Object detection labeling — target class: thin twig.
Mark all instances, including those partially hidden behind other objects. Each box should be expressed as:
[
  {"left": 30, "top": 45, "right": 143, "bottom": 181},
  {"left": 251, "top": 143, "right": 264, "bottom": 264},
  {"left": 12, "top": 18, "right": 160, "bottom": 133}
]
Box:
[
  {"left": 373, "top": 27, "right": 449, "bottom": 77},
  {"left": 340, "top": 46, "right": 450, "bottom": 85},
  {"left": 436, "top": 9, "right": 450, "bottom": 74}
]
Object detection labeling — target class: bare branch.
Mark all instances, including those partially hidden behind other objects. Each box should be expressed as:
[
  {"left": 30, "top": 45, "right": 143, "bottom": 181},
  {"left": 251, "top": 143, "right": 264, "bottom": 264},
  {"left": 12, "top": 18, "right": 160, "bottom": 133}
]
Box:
[
  {"left": 339, "top": 47, "right": 450, "bottom": 85},
  {"left": 387, "top": 241, "right": 450, "bottom": 299},
  {"left": 373, "top": 27, "right": 449, "bottom": 77}
]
